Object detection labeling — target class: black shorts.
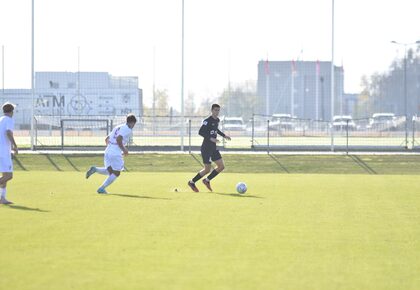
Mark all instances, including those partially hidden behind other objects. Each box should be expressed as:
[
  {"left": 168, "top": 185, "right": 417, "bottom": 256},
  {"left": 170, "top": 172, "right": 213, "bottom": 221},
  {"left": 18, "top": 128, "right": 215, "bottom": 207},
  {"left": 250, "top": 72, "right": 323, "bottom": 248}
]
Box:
[{"left": 201, "top": 149, "right": 222, "bottom": 164}]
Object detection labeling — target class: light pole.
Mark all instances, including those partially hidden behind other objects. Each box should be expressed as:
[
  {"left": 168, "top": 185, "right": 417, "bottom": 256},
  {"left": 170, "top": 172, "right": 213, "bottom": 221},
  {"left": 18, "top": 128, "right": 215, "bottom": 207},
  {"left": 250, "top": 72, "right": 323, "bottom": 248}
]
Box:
[
  {"left": 180, "top": 0, "right": 185, "bottom": 151},
  {"left": 330, "top": 0, "right": 335, "bottom": 151},
  {"left": 30, "top": 0, "right": 35, "bottom": 150},
  {"left": 2, "top": 45, "right": 4, "bottom": 97},
  {"left": 391, "top": 40, "right": 420, "bottom": 149}
]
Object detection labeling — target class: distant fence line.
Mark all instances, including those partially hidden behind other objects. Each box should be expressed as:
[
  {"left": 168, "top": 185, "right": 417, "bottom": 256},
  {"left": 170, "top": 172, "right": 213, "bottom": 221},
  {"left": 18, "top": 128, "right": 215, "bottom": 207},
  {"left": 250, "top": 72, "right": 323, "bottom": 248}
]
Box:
[{"left": 20, "top": 114, "right": 420, "bottom": 152}]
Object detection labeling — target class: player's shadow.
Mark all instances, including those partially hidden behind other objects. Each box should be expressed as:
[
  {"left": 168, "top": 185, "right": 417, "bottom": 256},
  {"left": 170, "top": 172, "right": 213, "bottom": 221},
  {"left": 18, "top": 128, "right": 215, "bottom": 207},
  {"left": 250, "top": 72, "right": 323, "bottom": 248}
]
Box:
[
  {"left": 269, "top": 154, "right": 290, "bottom": 173},
  {"left": 211, "top": 192, "right": 263, "bottom": 199},
  {"left": 4, "top": 204, "right": 49, "bottom": 212},
  {"left": 349, "top": 155, "right": 377, "bottom": 174},
  {"left": 109, "top": 193, "right": 171, "bottom": 200},
  {"left": 44, "top": 154, "right": 62, "bottom": 171},
  {"left": 64, "top": 155, "right": 80, "bottom": 171},
  {"left": 190, "top": 153, "right": 204, "bottom": 167},
  {"left": 13, "top": 156, "right": 28, "bottom": 171}
]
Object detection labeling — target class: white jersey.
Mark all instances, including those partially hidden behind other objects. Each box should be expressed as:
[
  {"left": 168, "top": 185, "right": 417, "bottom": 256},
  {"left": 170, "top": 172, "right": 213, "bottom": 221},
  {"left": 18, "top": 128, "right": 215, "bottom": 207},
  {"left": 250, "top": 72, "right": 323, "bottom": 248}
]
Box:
[
  {"left": 105, "top": 123, "right": 132, "bottom": 156},
  {"left": 0, "top": 116, "right": 14, "bottom": 158}
]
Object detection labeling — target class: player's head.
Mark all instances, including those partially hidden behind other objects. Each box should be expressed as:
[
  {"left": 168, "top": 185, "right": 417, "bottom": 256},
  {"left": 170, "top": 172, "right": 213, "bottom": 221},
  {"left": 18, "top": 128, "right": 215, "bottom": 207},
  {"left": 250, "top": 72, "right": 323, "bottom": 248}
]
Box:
[
  {"left": 126, "top": 113, "right": 137, "bottom": 129},
  {"left": 2, "top": 102, "right": 15, "bottom": 116},
  {"left": 211, "top": 104, "right": 220, "bottom": 117}
]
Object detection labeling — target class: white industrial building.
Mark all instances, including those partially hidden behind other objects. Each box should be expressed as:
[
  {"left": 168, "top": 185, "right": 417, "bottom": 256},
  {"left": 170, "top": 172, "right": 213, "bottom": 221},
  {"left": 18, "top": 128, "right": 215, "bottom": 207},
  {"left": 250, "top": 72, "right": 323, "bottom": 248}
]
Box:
[{"left": 0, "top": 72, "right": 143, "bottom": 128}]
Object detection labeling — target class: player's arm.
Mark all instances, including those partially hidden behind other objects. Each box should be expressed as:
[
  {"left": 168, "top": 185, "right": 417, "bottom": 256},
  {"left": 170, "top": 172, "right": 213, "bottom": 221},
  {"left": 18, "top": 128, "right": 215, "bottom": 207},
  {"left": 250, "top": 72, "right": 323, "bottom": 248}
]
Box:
[
  {"left": 199, "top": 121, "right": 218, "bottom": 143},
  {"left": 116, "top": 135, "right": 128, "bottom": 156},
  {"left": 6, "top": 130, "right": 18, "bottom": 154},
  {"left": 217, "top": 129, "right": 231, "bottom": 141},
  {"left": 105, "top": 136, "right": 110, "bottom": 145}
]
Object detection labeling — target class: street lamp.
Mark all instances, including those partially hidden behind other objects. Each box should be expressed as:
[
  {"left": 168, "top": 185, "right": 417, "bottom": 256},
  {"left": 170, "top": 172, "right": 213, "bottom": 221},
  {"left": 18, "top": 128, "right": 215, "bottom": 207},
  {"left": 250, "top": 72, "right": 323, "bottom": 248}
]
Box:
[
  {"left": 390, "top": 40, "right": 420, "bottom": 149},
  {"left": 180, "top": 0, "right": 185, "bottom": 151}
]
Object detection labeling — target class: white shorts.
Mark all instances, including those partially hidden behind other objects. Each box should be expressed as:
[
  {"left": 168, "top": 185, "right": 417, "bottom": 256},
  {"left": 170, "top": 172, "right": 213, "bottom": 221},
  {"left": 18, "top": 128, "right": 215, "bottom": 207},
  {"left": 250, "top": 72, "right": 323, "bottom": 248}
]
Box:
[
  {"left": 0, "top": 156, "right": 13, "bottom": 173},
  {"left": 104, "top": 153, "right": 124, "bottom": 172}
]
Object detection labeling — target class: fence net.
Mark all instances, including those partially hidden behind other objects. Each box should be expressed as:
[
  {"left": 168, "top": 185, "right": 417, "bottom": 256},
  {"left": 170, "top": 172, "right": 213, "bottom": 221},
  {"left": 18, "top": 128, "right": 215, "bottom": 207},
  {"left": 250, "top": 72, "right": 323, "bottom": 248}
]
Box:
[{"left": 30, "top": 114, "right": 419, "bottom": 151}]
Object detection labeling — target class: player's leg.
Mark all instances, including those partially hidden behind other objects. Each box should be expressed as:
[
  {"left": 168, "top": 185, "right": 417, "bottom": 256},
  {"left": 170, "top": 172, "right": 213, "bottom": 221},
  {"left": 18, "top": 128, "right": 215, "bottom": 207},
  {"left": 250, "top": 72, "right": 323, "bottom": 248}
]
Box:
[
  {"left": 202, "top": 151, "right": 224, "bottom": 191},
  {"left": 97, "top": 154, "right": 123, "bottom": 194},
  {"left": 0, "top": 156, "right": 13, "bottom": 204},
  {"left": 188, "top": 151, "right": 212, "bottom": 192},
  {"left": 0, "top": 172, "right": 13, "bottom": 204},
  {"left": 188, "top": 163, "right": 211, "bottom": 191},
  {"left": 86, "top": 166, "right": 108, "bottom": 178},
  {"left": 97, "top": 167, "right": 120, "bottom": 194}
]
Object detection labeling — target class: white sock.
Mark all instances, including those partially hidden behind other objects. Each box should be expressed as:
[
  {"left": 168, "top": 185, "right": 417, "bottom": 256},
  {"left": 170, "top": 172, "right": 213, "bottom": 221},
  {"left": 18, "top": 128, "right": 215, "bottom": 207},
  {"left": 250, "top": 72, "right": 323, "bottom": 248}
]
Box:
[
  {"left": 1, "top": 188, "right": 6, "bottom": 198},
  {"left": 100, "top": 174, "right": 117, "bottom": 189},
  {"left": 95, "top": 167, "right": 109, "bottom": 175}
]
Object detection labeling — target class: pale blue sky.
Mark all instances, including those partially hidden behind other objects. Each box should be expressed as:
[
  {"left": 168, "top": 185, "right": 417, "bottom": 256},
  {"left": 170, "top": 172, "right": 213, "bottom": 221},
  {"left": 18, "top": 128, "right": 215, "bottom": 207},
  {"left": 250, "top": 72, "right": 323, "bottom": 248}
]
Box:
[{"left": 1, "top": 0, "right": 419, "bottom": 108}]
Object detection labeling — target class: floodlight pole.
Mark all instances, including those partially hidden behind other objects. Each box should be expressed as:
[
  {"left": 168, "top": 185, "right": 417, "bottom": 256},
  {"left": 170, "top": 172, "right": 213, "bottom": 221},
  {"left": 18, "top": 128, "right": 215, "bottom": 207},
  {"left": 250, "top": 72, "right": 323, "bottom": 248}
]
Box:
[
  {"left": 180, "top": 0, "right": 185, "bottom": 151},
  {"left": 391, "top": 40, "right": 420, "bottom": 149},
  {"left": 152, "top": 46, "right": 156, "bottom": 135},
  {"left": 290, "top": 68, "right": 294, "bottom": 117},
  {"left": 404, "top": 45, "right": 408, "bottom": 149},
  {"left": 330, "top": 0, "right": 335, "bottom": 151},
  {"left": 228, "top": 49, "right": 231, "bottom": 117},
  {"left": 30, "top": 0, "right": 35, "bottom": 150},
  {"left": 2, "top": 45, "right": 4, "bottom": 97},
  {"left": 315, "top": 61, "right": 319, "bottom": 120},
  {"left": 266, "top": 73, "right": 270, "bottom": 116}
]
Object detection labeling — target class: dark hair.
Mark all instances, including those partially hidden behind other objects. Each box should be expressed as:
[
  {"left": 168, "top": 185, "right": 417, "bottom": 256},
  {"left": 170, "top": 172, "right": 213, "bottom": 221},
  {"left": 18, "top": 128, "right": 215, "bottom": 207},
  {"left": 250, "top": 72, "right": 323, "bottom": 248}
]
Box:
[
  {"left": 126, "top": 113, "right": 137, "bottom": 123},
  {"left": 2, "top": 103, "right": 15, "bottom": 113},
  {"left": 211, "top": 104, "right": 220, "bottom": 110}
]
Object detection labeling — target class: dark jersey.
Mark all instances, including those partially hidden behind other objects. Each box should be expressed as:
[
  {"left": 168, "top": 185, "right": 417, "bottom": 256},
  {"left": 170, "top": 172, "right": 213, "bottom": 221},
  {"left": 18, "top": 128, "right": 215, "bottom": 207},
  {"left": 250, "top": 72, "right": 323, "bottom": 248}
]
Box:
[{"left": 199, "top": 116, "right": 225, "bottom": 150}]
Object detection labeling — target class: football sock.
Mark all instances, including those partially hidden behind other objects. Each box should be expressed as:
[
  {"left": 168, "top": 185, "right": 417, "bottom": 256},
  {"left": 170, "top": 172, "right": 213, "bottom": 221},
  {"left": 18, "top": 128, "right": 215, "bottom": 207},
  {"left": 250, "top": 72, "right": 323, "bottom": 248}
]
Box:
[
  {"left": 101, "top": 174, "right": 117, "bottom": 189},
  {"left": 0, "top": 188, "right": 6, "bottom": 198},
  {"left": 207, "top": 169, "right": 219, "bottom": 181},
  {"left": 95, "top": 167, "right": 109, "bottom": 175},
  {"left": 192, "top": 173, "right": 203, "bottom": 183}
]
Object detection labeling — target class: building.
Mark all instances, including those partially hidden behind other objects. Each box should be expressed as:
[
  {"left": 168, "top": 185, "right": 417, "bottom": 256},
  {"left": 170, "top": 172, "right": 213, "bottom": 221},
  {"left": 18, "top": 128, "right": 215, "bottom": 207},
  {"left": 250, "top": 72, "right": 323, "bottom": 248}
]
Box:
[
  {"left": 342, "top": 93, "right": 359, "bottom": 117},
  {"left": 0, "top": 72, "right": 143, "bottom": 128},
  {"left": 257, "top": 61, "right": 344, "bottom": 120}
]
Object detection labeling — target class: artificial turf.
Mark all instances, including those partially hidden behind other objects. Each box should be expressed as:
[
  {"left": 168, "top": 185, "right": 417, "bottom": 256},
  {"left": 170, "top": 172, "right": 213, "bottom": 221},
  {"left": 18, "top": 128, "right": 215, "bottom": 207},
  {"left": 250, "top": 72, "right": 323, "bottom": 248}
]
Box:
[{"left": 1, "top": 168, "right": 420, "bottom": 290}]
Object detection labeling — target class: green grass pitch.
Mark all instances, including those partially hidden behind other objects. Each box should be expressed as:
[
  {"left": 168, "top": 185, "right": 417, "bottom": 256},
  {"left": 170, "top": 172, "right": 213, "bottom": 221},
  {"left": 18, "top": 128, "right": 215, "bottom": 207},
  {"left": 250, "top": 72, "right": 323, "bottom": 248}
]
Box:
[{"left": 1, "top": 154, "right": 420, "bottom": 290}]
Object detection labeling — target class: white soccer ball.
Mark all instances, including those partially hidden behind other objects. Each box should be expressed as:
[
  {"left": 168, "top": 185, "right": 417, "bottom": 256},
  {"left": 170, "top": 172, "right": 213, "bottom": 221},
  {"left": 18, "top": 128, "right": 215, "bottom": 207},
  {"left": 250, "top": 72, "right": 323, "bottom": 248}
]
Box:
[{"left": 236, "top": 182, "right": 247, "bottom": 194}]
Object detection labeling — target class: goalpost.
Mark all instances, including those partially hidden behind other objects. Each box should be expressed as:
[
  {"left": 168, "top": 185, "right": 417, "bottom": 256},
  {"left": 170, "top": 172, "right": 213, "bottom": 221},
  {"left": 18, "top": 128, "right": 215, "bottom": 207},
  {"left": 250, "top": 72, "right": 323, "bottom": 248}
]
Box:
[
  {"left": 60, "top": 119, "right": 110, "bottom": 150},
  {"left": 33, "top": 116, "right": 114, "bottom": 149}
]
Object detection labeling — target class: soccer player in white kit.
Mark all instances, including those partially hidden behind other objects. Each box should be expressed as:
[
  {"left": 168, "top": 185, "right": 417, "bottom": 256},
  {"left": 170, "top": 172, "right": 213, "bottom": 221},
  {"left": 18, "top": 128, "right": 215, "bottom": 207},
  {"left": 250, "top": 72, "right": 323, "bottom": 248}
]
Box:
[
  {"left": 85, "top": 114, "right": 137, "bottom": 194},
  {"left": 0, "top": 103, "right": 18, "bottom": 204}
]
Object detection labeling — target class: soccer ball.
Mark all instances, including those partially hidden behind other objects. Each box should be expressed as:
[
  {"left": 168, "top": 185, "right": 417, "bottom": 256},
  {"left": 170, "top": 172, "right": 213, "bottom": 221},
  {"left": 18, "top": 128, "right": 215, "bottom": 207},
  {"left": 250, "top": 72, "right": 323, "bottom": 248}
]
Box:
[{"left": 236, "top": 182, "right": 247, "bottom": 194}]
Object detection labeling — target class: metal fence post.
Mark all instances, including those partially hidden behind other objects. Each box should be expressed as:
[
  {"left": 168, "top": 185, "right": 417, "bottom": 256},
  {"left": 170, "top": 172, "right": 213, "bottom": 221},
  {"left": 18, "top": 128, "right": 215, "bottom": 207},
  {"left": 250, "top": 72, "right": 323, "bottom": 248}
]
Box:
[
  {"left": 60, "top": 119, "right": 64, "bottom": 151},
  {"left": 412, "top": 117, "right": 416, "bottom": 150},
  {"left": 267, "top": 119, "right": 270, "bottom": 154},
  {"left": 330, "top": 120, "right": 334, "bottom": 152},
  {"left": 222, "top": 119, "right": 226, "bottom": 148},
  {"left": 405, "top": 115, "right": 409, "bottom": 149},
  {"left": 188, "top": 119, "right": 191, "bottom": 154},
  {"left": 106, "top": 119, "right": 110, "bottom": 136},
  {"left": 346, "top": 119, "right": 349, "bottom": 155},
  {"left": 34, "top": 116, "right": 37, "bottom": 150},
  {"left": 251, "top": 114, "right": 255, "bottom": 149}
]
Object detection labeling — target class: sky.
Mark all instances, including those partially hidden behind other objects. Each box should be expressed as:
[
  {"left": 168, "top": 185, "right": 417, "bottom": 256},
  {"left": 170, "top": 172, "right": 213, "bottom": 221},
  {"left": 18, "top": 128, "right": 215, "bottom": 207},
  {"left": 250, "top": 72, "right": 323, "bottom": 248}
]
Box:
[{"left": 1, "top": 0, "right": 419, "bottom": 109}]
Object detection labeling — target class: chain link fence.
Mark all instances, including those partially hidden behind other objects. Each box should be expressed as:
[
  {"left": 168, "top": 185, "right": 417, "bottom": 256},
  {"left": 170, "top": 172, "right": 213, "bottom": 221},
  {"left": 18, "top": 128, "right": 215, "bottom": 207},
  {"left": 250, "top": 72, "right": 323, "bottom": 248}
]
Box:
[
  {"left": 251, "top": 114, "right": 415, "bottom": 152},
  {"left": 29, "top": 114, "right": 420, "bottom": 152}
]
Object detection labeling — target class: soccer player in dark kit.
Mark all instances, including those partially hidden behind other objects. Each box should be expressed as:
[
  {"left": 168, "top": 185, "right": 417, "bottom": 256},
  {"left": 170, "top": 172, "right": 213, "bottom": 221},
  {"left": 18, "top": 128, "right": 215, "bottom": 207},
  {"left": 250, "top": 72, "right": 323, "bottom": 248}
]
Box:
[{"left": 188, "top": 104, "right": 231, "bottom": 192}]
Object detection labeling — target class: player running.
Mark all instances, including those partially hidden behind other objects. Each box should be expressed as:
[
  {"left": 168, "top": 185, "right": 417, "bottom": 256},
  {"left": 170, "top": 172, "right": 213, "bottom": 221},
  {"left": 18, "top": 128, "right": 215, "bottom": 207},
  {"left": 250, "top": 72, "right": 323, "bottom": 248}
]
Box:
[
  {"left": 188, "top": 104, "right": 231, "bottom": 192},
  {"left": 0, "top": 102, "right": 18, "bottom": 205},
  {"left": 85, "top": 114, "right": 137, "bottom": 194}
]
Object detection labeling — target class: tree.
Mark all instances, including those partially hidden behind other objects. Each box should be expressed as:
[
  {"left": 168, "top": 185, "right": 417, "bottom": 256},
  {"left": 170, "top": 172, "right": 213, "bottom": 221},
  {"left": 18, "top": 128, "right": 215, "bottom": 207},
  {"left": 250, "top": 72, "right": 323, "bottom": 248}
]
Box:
[
  {"left": 196, "top": 97, "right": 216, "bottom": 117},
  {"left": 185, "top": 92, "right": 196, "bottom": 116},
  {"left": 217, "top": 80, "right": 258, "bottom": 121},
  {"left": 155, "top": 89, "right": 170, "bottom": 116},
  {"left": 354, "top": 75, "right": 371, "bottom": 118},
  {"left": 360, "top": 46, "right": 420, "bottom": 118}
]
